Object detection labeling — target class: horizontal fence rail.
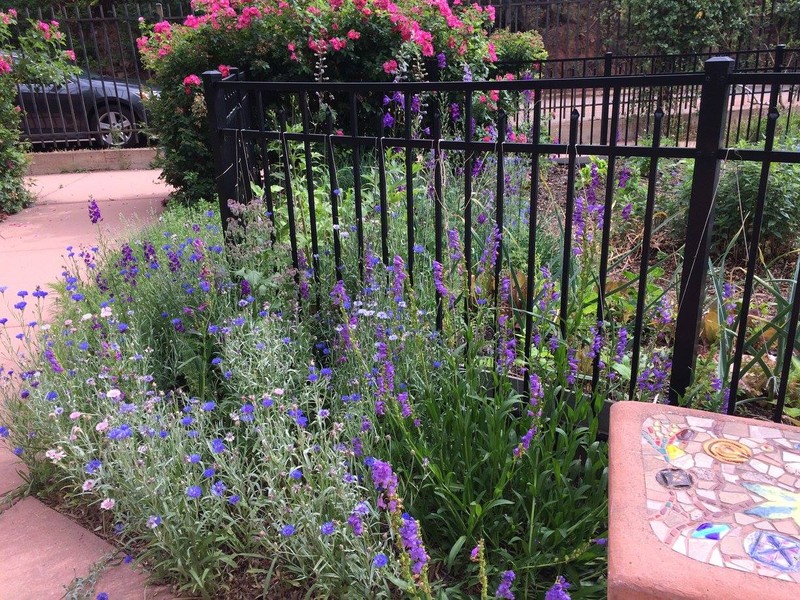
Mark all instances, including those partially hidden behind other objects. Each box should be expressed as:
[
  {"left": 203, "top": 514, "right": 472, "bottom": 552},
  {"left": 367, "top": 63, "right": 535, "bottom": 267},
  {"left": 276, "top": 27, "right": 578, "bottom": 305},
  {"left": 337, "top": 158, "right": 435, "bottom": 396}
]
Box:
[{"left": 203, "top": 58, "right": 800, "bottom": 423}]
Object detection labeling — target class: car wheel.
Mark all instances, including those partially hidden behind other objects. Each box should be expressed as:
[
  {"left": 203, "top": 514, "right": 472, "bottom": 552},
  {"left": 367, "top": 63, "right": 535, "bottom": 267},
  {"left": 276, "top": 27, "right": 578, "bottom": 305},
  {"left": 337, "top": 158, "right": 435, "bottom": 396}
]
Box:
[{"left": 94, "top": 104, "right": 138, "bottom": 149}]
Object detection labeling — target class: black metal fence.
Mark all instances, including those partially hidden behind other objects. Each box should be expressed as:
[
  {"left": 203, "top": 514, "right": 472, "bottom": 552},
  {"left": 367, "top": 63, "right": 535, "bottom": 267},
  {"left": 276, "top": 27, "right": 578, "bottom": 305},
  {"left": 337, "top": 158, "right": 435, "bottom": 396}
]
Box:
[
  {"left": 8, "top": 1, "right": 800, "bottom": 150},
  {"left": 11, "top": 2, "right": 189, "bottom": 148},
  {"left": 202, "top": 57, "right": 800, "bottom": 422},
  {"left": 482, "top": 0, "right": 800, "bottom": 60}
]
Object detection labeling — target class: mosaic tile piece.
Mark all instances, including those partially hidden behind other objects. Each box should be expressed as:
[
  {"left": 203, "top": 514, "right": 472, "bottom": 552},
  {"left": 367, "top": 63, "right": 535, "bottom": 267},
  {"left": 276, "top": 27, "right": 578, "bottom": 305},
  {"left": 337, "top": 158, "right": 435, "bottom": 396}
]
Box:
[
  {"left": 703, "top": 438, "right": 753, "bottom": 464},
  {"left": 692, "top": 523, "right": 731, "bottom": 540},
  {"left": 742, "top": 483, "right": 800, "bottom": 526},
  {"left": 745, "top": 531, "right": 800, "bottom": 572},
  {"left": 656, "top": 468, "right": 694, "bottom": 489},
  {"left": 642, "top": 414, "right": 800, "bottom": 583}
]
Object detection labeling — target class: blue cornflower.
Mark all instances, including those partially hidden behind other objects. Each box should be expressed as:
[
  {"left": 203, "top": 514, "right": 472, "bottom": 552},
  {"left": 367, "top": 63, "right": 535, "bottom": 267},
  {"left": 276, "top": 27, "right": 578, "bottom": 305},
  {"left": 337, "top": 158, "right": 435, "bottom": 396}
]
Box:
[
  {"left": 280, "top": 524, "right": 296, "bottom": 536},
  {"left": 0, "top": 426, "right": 8, "bottom": 438},
  {"left": 211, "top": 480, "right": 227, "bottom": 496},
  {"left": 321, "top": 521, "right": 335, "bottom": 536},
  {"left": 180, "top": 416, "right": 194, "bottom": 426},
  {"left": 186, "top": 453, "right": 201, "bottom": 464},
  {"left": 210, "top": 438, "right": 225, "bottom": 453},
  {"left": 71, "top": 293, "right": 85, "bottom": 302},
  {"left": 372, "top": 553, "right": 388, "bottom": 568},
  {"left": 117, "top": 323, "right": 129, "bottom": 333},
  {"left": 147, "top": 515, "right": 162, "bottom": 529},
  {"left": 289, "top": 468, "right": 302, "bottom": 480},
  {"left": 78, "top": 341, "right": 89, "bottom": 351},
  {"left": 96, "top": 593, "right": 109, "bottom": 600},
  {"left": 228, "top": 495, "right": 240, "bottom": 505},
  {"left": 85, "top": 459, "right": 102, "bottom": 474},
  {"left": 211, "top": 357, "right": 222, "bottom": 365},
  {"left": 201, "top": 401, "right": 216, "bottom": 411},
  {"left": 203, "top": 467, "right": 215, "bottom": 478},
  {"left": 13, "top": 447, "right": 23, "bottom": 456},
  {"left": 186, "top": 485, "right": 203, "bottom": 499}
]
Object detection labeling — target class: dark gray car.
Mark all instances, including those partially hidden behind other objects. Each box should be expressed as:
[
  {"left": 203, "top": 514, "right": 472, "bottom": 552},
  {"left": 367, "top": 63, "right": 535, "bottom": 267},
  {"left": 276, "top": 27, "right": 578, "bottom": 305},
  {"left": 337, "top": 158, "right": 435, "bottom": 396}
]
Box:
[{"left": 16, "top": 68, "right": 155, "bottom": 149}]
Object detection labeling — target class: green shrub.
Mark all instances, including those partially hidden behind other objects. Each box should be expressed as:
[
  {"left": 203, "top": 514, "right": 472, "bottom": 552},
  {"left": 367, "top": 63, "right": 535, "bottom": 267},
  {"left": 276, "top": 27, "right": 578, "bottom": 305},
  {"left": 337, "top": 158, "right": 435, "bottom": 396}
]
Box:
[
  {"left": 1, "top": 9, "right": 77, "bottom": 215},
  {"left": 489, "top": 28, "right": 547, "bottom": 66},
  {"left": 622, "top": 0, "right": 748, "bottom": 55}
]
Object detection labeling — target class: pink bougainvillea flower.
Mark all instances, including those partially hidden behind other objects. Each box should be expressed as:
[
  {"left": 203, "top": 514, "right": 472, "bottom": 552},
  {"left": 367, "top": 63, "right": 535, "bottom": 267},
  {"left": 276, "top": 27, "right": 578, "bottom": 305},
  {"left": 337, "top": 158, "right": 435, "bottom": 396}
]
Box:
[
  {"left": 183, "top": 74, "right": 202, "bottom": 94},
  {"left": 383, "top": 59, "right": 398, "bottom": 74},
  {"left": 64, "top": 50, "right": 76, "bottom": 61}
]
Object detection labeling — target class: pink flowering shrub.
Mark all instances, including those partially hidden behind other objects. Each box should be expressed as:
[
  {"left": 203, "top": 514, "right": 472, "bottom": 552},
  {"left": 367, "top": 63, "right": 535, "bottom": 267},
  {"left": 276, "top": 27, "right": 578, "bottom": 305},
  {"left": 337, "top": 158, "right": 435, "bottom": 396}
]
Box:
[
  {"left": 138, "top": 0, "right": 506, "bottom": 203},
  {"left": 0, "top": 9, "right": 77, "bottom": 215}
]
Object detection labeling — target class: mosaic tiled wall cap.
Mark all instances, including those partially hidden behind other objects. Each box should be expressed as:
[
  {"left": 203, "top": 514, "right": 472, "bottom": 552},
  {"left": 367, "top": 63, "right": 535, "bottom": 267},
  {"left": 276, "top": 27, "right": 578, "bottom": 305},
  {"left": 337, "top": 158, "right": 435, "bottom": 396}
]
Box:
[{"left": 642, "top": 412, "right": 800, "bottom": 582}]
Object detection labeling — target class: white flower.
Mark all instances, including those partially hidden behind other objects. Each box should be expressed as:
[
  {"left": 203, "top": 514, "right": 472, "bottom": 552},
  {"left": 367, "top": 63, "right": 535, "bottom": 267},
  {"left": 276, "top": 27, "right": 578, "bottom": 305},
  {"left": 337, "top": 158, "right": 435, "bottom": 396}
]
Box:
[
  {"left": 106, "top": 389, "right": 121, "bottom": 400},
  {"left": 81, "top": 313, "right": 93, "bottom": 321},
  {"left": 100, "top": 306, "right": 113, "bottom": 318},
  {"left": 45, "top": 448, "right": 66, "bottom": 463}
]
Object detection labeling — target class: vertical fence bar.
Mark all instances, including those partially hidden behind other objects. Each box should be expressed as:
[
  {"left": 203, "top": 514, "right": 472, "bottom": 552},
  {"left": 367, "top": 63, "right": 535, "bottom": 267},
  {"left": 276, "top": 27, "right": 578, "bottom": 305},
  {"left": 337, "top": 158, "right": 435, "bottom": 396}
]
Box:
[
  {"left": 376, "top": 112, "right": 390, "bottom": 267},
  {"left": 254, "top": 91, "right": 276, "bottom": 244},
  {"left": 494, "top": 111, "right": 507, "bottom": 304},
  {"left": 404, "top": 92, "right": 415, "bottom": 287},
  {"left": 350, "top": 92, "right": 365, "bottom": 282},
  {"left": 592, "top": 85, "right": 621, "bottom": 390},
  {"left": 325, "top": 112, "right": 343, "bottom": 282},
  {"left": 559, "top": 109, "right": 580, "bottom": 340},
  {"left": 300, "top": 92, "right": 321, "bottom": 288},
  {"left": 629, "top": 106, "right": 663, "bottom": 400},
  {"left": 668, "top": 57, "right": 734, "bottom": 404},
  {"left": 774, "top": 261, "right": 800, "bottom": 422},
  {"left": 279, "top": 108, "right": 300, "bottom": 278},
  {"left": 463, "top": 90, "right": 474, "bottom": 321},
  {"left": 523, "top": 88, "right": 542, "bottom": 365},
  {"left": 600, "top": 52, "right": 612, "bottom": 146},
  {"left": 201, "top": 70, "right": 236, "bottom": 233},
  {"left": 433, "top": 107, "right": 444, "bottom": 331},
  {"left": 726, "top": 50, "right": 784, "bottom": 414}
]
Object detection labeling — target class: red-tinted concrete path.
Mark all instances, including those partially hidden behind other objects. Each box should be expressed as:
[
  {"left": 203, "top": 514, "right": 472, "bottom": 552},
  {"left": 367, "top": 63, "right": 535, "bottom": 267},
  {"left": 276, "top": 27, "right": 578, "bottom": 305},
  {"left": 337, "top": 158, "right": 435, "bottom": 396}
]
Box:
[{"left": 0, "top": 170, "right": 176, "bottom": 599}]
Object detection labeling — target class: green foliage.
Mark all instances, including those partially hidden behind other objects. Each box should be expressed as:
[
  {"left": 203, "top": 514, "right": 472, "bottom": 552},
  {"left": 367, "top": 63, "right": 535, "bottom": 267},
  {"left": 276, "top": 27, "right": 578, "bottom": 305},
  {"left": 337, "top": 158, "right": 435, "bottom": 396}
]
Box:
[
  {"left": 672, "top": 149, "right": 800, "bottom": 260},
  {"left": 621, "top": 0, "right": 749, "bottom": 55},
  {"left": 489, "top": 28, "right": 547, "bottom": 65},
  {"left": 137, "top": 0, "right": 508, "bottom": 204},
  {"left": 0, "top": 9, "right": 77, "bottom": 215}
]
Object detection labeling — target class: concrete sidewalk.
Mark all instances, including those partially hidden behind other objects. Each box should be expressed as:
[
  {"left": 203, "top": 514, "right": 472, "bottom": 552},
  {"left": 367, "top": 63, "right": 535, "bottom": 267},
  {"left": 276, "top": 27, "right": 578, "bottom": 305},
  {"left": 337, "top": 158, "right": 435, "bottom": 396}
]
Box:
[{"left": 0, "top": 170, "right": 176, "bottom": 599}]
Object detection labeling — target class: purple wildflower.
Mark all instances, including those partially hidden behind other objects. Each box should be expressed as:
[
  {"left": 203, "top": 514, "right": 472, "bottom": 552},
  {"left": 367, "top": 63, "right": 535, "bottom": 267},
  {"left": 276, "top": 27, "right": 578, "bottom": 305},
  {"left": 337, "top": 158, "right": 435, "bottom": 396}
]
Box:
[
  {"left": 330, "top": 280, "right": 351, "bottom": 310},
  {"left": 88, "top": 198, "right": 102, "bottom": 224},
  {"left": 614, "top": 328, "right": 628, "bottom": 363},
  {"left": 495, "top": 569, "right": 516, "bottom": 599},
  {"left": 545, "top": 576, "right": 571, "bottom": 600},
  {"left": 432, "top": 261, "right": 449, "bottom": 300},
  {"left": 399, "top": 513, "right": 429, "bottom": 575}
]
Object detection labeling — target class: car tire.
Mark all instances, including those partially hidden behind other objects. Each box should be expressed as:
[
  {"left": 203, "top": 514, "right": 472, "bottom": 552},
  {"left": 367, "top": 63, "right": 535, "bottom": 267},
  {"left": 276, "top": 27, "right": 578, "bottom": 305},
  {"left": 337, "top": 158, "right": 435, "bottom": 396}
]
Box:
[{"left": 93, "top": 104, "right": 138, "bottom": 149}]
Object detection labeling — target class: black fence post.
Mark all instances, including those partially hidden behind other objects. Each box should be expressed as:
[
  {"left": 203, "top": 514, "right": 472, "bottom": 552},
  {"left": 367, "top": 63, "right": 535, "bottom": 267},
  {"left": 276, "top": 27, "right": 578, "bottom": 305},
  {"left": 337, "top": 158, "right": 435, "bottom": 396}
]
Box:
[
  {"left": 668, "top": 57, "right": 734, "bottom": 404},
  {"left": 201, "top": 69, "right": 236, "bottom": 234},
  {"left": 600, "top": 51, "right": 613, "bottom": 145}
]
